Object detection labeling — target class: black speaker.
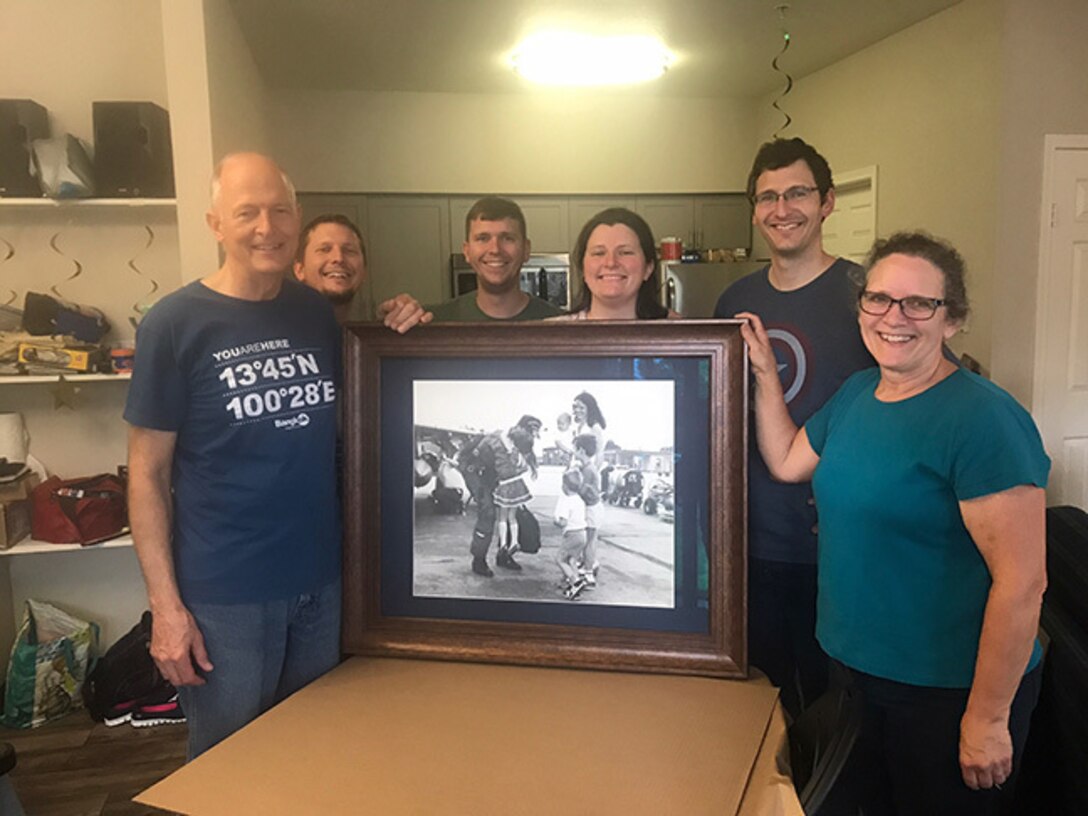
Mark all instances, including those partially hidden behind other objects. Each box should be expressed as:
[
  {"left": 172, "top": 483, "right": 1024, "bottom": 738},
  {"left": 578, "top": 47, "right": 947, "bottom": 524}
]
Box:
[
  {"left": 0, "top": 99, "right": 49, "bottom": 197},
  {"left": 93, "top": 101, "right": 175, "bottom": 197}
]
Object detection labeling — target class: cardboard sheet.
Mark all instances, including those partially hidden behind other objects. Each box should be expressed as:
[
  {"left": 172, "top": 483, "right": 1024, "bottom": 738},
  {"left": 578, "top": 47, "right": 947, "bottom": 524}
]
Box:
[{"left": 138, "top": 657, "right": 793, "bottom": 815}]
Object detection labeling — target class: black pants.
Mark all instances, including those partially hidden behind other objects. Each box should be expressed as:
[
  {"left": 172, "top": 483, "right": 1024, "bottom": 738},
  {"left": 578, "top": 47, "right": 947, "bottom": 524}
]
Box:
[
  {"left": 748, "top": 558, "right": 829, "bottom": 718},
  {"left": 827, "top": 663, "right": 1043, "bottom": 816},
  {"left": 469, "top": 477, "right": 497, "bottom": 560}
]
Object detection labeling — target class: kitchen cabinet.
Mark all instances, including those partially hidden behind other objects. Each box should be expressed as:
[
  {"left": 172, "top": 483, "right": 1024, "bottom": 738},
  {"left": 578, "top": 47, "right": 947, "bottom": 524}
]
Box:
[
  {"left": 635, "top": 197, "right": 696, "bottom": 248},
  {"left": 694, "top": 195, "right": 752, "bottom": 252},
  {"left": 366, "top": 195, "right": 451, "bottom": 306},
  {"left": 511, "top": 197, "right": 568, "bottom": 253},
  {"left": 450, "top": 196, "right": 569, "bottom": 253},
  {"left": 568, "top": 198, "right": 636, "bottom": 244},
  {"left": 636, "top": 194, "right": 751, "bottom": 252}
]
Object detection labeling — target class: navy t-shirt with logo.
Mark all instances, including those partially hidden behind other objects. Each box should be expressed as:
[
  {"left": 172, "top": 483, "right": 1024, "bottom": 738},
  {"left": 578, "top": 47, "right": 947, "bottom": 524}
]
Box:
[
  {"left": 714, "top": 259, "right": 874, "bottom": 564},
  {"left": 124, "top": 279, "right": 342, "bottom": 603}
]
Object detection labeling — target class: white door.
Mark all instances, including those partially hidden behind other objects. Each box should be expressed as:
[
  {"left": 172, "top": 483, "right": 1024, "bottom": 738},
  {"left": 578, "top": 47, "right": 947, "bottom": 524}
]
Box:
[
  {"left": 1033, "top": 139, "right": 1088, "bottom": 508},
  {"left": 822, "top": 166, "right": 877, "bottom": 264}
]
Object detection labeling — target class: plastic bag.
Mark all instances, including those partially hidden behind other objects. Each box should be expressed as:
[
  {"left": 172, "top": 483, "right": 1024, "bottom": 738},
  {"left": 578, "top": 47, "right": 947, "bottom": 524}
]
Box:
[
  {"left": 30, "top": 134, "right": 94, "bottom": 198},
  {"left": 2, "top": 600, "right": 99, "bottom": 728}
]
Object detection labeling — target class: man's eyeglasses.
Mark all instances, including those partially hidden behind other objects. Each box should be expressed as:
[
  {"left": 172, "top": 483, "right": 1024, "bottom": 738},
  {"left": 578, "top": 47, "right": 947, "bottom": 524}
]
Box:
[
  {"left": 858, "top": 290, "right": 946, "bottom": 321},
  {"left": 752, "top": 185, "right": 819, "bottom": 208}
]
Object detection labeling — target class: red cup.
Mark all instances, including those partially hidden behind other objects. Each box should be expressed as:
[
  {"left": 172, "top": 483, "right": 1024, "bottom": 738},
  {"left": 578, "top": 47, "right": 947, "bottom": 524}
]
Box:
[{"left": 660, "top": 237, "right": 682, "bottom": 260}]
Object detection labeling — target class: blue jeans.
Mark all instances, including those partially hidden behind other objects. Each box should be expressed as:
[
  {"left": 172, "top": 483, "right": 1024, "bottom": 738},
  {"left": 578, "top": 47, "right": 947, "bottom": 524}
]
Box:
[{"left": 178, "top": 579, "right": 341, "bottom": 760}]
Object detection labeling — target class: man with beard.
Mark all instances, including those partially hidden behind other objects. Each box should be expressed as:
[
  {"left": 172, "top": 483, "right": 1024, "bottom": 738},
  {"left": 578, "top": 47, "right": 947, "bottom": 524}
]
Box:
[
  {"left": 713, "top": 138, "right": 874, "bottom": 718},
  {"left": 292, "top": 214, "right": 367, "bottom": 324},
  {"left": 294, "top": 213, "right": 423, "bottom": 328}
]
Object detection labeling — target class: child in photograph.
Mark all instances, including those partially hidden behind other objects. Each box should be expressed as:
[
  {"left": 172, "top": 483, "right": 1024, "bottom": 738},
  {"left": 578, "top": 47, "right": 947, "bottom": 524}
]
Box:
[
  {"left": 572, "top": 433, "right": 602, "bottom": 587},
  {"left": 554, "top": 468, "right": 588, "bottom": 600},
  {"left": 492, "top": 426, "right": 537, "bottom": 564},
  {"left": 556, "top": 412, "right": 571, "bottom": 434}
]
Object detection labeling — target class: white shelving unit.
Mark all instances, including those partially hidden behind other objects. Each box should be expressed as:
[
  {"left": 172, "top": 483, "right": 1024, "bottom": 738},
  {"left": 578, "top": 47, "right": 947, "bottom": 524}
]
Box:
[
  {"left": 0, "top": 534, "right": 133, "bottom": 557},
  {"left": 0, "top": 197, "right": 176, "bottom": 209},
  {"left": 1, "top": 371, "right": 145, "bottom": 671},
  {"left": 1, "top": 373, "right": 131, "bottom": 384}
]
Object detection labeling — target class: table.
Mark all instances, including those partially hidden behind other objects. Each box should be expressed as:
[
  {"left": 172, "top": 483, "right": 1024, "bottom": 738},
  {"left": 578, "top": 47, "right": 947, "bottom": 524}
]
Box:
[{"left": 138, "top": 657, "right": 803, "bottom": 815}]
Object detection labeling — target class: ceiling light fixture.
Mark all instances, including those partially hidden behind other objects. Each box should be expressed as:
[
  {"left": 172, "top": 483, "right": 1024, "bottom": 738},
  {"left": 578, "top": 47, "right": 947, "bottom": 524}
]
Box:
[{"left": 511, "top": 33, "right": 672, "bottom": 86}]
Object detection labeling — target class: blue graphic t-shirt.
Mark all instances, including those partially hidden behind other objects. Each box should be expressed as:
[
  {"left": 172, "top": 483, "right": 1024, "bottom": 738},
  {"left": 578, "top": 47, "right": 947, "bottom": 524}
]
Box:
[
  {"left": 714, "top": 259, "right": 874, "bottom": 563},
  {"left": 124, "top": 280, "right": 342, "bottom": 603}
]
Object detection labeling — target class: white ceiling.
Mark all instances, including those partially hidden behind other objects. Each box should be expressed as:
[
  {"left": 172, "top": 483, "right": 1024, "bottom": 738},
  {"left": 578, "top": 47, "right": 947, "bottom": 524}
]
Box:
[{"left": 230, "top": 0, "right": 963, "bottom": 98}]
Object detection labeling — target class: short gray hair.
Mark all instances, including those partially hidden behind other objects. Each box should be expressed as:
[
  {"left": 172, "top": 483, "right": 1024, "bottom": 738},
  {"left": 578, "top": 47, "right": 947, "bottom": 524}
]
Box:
[{"left": 209, "top": 152, "right": 297, "bottom": 209}]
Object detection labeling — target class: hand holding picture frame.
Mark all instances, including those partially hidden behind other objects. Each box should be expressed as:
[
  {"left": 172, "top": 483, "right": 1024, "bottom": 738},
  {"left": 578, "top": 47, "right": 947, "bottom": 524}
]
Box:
[{"left": 342, "top": 320, "right": 747, "bottom": 678}]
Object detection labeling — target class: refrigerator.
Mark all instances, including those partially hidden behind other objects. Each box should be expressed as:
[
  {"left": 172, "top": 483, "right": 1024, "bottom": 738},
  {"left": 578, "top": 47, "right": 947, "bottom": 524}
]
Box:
[{"left": 661, "top": 260, "right": 768, "bottom": 318}]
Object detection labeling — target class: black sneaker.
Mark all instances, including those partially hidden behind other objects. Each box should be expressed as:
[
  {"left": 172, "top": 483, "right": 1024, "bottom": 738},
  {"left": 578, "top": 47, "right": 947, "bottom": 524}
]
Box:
[
  {"left": 472, "top": 557, "right": 494, "bottom": 577},
  {"left": 103, "top": 698, "right": 140, "bottom": 727},
  {"left": 131, "top": 695, "right": 186, "bottom": 728},
  {"left": 496, "top": 549, "right": 522, "bottom": 571},
  {"left": 104, "top": 684, "right": 176, "bottom": 727}
]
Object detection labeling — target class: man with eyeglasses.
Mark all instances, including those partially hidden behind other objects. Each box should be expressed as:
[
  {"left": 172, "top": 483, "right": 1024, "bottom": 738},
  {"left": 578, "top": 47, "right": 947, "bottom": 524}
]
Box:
[{"left": 713, "top": 137, "right": 874, "bottom": 718}]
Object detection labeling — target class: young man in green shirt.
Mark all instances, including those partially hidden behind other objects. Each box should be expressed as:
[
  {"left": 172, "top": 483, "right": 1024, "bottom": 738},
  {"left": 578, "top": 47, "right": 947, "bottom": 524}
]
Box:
[{"left": 379, "top": 196, "right": 560, "bottom": 328}]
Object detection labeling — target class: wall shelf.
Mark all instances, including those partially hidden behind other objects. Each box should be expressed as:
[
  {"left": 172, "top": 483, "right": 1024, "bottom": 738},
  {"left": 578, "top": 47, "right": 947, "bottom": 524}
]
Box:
[
  {"left": 0, "top": 373, "right": 131, "bottom": 384},
  {"left": 0, "top": 533, "right": 133, "bottom": 557},
  {"left": 0, "top": 197, "right": 175, "bottom": 208}
]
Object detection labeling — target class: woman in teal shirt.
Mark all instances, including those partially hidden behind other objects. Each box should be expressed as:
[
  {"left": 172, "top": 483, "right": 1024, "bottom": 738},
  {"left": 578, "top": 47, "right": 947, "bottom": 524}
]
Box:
[{"left": 741, "top": 231, "right": 1049, "bottom": 815}]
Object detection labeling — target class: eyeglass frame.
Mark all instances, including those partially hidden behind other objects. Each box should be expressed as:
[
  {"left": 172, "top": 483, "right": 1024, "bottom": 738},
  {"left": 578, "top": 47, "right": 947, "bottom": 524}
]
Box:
[
  {"left": 750, "top": 185, "right": 820, "bottom": 208},
  {"left": 858, "top": 289, "right": 947, "bottom": 321}
]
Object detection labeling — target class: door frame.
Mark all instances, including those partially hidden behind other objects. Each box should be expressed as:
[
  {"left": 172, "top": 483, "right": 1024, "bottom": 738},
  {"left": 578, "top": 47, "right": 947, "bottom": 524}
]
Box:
[
  {"left": 1031, "top": 134, "right": 1088, "bottom": 432},
  {"left": 825, "top": 165, "right": 878, "bottom": 262}
]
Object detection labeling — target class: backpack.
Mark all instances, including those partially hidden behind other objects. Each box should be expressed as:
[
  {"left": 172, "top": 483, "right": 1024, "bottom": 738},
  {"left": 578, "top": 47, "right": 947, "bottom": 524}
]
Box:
[
  {"left": 515, "top": 505, "right": 541, "bottom": 554},
  {"left": 81, "top": 611, "right": 173, "bottom": 721}
]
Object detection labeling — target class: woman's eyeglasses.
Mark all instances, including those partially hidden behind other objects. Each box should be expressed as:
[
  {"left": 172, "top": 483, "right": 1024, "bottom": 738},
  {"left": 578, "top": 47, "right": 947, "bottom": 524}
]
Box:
[{"left": 858, "top": 290, "right": 946, "bottom": 320}]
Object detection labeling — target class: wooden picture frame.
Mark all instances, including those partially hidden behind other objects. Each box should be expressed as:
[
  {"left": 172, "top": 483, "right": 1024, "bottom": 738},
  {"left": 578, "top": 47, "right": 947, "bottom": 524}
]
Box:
[{"left": 342, "top": 320, "right": 747, "bottom": 678}]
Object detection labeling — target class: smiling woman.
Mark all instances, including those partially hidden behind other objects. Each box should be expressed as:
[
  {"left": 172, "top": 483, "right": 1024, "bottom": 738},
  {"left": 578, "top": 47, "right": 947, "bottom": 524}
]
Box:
[
  {"left": 741, "top": 230, "right": 1050, "bottom": 815},
  {"left": 556, "top": 208, "right": 672, "bottom": 321}
]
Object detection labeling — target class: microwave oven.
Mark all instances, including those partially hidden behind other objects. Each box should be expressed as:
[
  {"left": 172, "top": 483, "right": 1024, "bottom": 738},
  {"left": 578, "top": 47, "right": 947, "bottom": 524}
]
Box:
[{"left": 450, "top": 253, "right": 571, "bottom": 311}]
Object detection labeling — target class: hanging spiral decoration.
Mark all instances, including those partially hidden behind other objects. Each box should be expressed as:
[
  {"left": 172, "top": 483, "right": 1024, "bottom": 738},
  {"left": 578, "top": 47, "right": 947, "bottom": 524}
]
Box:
[
  {"left": 127, "top": 225, "right": 159, "bottom": 318},
  {"left": 771, "top": 5, "right": 794, "bottom": 138},
  {"left": 0, "top": 236, "right": 15, "bottom": 307},
  {"left": 48, "top": 232, "right": 83, "bottom": 301}
]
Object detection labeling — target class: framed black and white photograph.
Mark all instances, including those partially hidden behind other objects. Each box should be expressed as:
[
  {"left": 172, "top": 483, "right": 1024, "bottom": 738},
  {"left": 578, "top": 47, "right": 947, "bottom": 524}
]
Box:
[{"left": 342, "top": 320, "right": 747, "bottom": 678}]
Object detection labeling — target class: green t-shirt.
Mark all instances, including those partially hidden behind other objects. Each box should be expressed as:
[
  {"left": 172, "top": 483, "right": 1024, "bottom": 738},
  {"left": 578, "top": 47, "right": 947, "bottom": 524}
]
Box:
[
  {"left": 806, "top": 367, "right": 1049, "bottom": 688},
  {"left": 428, "top": 292, "right": 561, "bottom": 322}
]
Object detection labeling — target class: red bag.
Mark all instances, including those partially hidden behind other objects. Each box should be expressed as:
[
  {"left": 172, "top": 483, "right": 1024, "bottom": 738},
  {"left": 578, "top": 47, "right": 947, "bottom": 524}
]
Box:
[{"left": 30, "top": 474, "right": 127, "bottom": 546}]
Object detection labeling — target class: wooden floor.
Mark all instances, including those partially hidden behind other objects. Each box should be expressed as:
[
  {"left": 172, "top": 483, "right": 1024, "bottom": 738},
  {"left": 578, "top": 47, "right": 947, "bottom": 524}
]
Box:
[{"left": 2, "top": 708, "right": 186, "bottom": 815}]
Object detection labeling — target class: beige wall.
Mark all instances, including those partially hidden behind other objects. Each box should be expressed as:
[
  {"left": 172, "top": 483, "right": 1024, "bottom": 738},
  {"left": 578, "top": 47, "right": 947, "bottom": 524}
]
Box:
[
  {"left": 1, "top": 0, "right": 183, "bottom": 333},
  {"left": 203, "top": 0, "right": 272, "bottom": 157},
  {"left": 2, "top": 0, "right": 170, "bottom": 141},
  {"left": 267, "top": 88, "right": 758, "bottom": 194},
  {"left": 753, "top": 0, "right": 1002, "bottom": 368},
  {"left": 162, "top": 0, "right": 218, "bottom": 281},
  {"left": 991, "top": 0, "right": 1088, "bottom": 406}
]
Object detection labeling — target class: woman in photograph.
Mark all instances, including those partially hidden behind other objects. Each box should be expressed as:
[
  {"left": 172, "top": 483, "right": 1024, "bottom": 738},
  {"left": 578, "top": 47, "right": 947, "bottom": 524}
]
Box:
[
  {"left": 740, "top": 231, "right": 1048, "bottom": 815},
  {"left": 553, "top": 207, "right": 677, "bottom": 321},
  {"left": 555, "top": 391, "right": 607, "bottom": 587}
]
